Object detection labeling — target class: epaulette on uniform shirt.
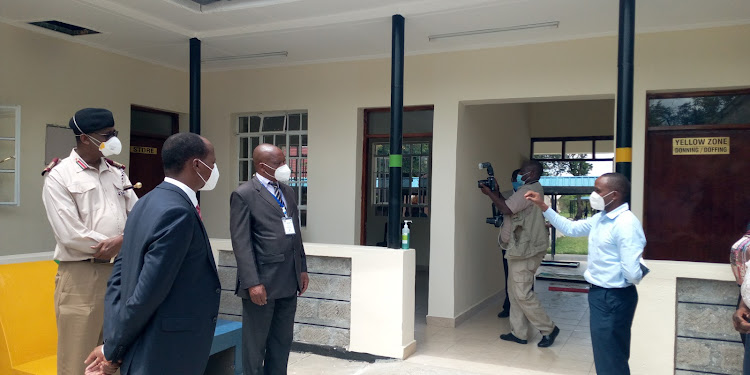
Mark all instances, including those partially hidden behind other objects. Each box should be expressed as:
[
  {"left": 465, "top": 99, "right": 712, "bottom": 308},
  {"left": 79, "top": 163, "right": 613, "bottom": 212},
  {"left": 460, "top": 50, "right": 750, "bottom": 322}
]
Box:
[
  {"left": 105, "top": 158, "right": 126, "bottom": 170},
  {"left": 41, "top": 158, "right": 61, "bottom": 176}
]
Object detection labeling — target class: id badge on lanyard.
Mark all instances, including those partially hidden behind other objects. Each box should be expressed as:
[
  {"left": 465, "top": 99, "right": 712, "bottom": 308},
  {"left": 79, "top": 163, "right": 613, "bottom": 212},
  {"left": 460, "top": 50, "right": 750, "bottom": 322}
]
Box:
[{"left": 273, "top": 192, "right": 296, "bottom": 235}]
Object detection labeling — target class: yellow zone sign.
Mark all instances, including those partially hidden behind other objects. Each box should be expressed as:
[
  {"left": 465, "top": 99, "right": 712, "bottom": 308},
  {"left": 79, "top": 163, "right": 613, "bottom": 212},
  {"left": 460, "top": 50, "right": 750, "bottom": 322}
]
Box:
[{"left": 672, "top": 137, "right": 729, "bottom": 155}]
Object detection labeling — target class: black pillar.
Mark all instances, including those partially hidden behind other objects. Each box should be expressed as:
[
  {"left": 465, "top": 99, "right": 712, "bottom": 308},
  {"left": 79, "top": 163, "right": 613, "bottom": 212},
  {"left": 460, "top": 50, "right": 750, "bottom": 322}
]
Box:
[
  {"left": 387, "top": 15, "right": 405, "bottom": 249},
  {"left": 190, "top": 38, "right": 201, "bottom": 134},
  {"left": 615, "top": 0, "right": 635, "bottom": 180}
]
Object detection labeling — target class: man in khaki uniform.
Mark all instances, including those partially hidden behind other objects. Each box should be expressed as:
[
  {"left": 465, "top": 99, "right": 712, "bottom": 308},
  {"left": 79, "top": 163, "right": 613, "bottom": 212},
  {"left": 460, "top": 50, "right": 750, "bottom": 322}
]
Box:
[
  {"left": 42, "top": 108, "right": 137, "bottom": 375},
  {"left": 481, "top": 161, "right": 559, "bottom": 347}
]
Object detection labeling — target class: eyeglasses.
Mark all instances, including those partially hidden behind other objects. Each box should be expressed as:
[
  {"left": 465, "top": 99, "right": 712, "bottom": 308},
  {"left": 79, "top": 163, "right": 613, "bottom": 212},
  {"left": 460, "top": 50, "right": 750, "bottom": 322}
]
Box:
[{"left": 95, "top": 130, "right": 119, "bottom": 140}]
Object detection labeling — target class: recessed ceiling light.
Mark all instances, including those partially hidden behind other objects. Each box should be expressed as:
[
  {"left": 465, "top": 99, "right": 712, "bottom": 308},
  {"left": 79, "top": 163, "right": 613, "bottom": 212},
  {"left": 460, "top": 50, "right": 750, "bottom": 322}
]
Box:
[
  {"left": 202, "top": 51, "right": 289, "bottom": 62},
  {"left": 428, "top": 21, "right": 559, "bottom": 41}
]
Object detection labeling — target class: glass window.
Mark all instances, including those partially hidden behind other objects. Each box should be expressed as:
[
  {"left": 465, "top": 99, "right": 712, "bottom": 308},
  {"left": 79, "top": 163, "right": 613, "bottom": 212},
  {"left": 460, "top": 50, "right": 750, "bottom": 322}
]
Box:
[
  {"left": 262, "top": 116, "right": 285, "bottom": 132},
  {"left": 565, "top": 141, "right": 592, "bottom": 159},
  {"left": 131, "top": 109, "right": 174, "bottom": 137},
  {"left": 237, "top": 112, "right": 308, "bottom": 225},
  {"left": 0, "top": 106, "right": 20, "bottom": 205},
  {"left": 533, "top": 141, "right": 562, "bottom": 159},
  {"left": 648, "top": 93, "right": 750, "bottom": 127},
  {"left": 595, "top": 140, "right": 614, "bottom": 159},
  {"left": 532, "top": 137, "right": 615, "bottom": 177},
  {"left": 371, "top": 140, "right": 431, "bottom": 217},
  {"left": 367, "top": 110, "right": 434, "bottom": 135}
]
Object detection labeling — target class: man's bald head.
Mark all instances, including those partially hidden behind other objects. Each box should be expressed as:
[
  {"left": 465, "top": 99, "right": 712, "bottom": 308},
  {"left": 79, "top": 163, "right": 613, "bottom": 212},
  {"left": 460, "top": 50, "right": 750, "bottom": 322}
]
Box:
[
  {"left": 252, "top": 143, "right": 283, "bottom": 164},
  {"left": 253, "top": 143, "right": 286, "bottom": 181}
]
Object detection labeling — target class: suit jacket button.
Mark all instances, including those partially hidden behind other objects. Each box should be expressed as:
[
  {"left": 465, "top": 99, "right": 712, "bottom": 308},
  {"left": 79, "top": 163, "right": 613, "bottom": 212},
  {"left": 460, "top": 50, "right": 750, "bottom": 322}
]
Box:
[
  {"left": 216, "top": 288, "right": 221, "bottom": 294},
  {"left": 212, "top": 316, "right": 218, "bottom": 323}
]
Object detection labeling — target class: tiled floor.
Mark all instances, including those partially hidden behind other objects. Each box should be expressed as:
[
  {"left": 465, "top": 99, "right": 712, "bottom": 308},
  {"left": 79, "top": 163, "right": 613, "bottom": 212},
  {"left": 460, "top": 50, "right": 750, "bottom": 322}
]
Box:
[{"left": 289, "top": 255, "right": 596, "bottom": 374}]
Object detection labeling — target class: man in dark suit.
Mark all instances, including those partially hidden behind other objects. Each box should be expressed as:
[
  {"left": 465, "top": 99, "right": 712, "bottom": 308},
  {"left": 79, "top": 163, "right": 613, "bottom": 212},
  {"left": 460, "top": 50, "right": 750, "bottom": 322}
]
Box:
[
  {"left": 84, "top": 133, "right": 221, "bottom": 375},
  {"left": 230, "top": 143, "right": 309, "bottom": 375}
]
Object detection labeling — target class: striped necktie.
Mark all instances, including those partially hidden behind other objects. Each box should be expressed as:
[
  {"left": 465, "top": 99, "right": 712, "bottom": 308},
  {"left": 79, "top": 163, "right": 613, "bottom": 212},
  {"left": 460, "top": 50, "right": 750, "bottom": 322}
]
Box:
[{"left": 270, "top": 182, "right": 282, "bottom": 203}]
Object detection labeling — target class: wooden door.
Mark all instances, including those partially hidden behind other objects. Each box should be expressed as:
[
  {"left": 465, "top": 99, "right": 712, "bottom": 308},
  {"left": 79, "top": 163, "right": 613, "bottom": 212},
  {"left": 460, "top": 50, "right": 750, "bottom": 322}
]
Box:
[
  {"left": 128, "top": 135, "right": 167, "bottom": 198},
  {"left": 645, "top": 126, "right": 750, "bottom": 263},
  {"left": 129, "top": 106, "right": 178, "bottom": 198}
]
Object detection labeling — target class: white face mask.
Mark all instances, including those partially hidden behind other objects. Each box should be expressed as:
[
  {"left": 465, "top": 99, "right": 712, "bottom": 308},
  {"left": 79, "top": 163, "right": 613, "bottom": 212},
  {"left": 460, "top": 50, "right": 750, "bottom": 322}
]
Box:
[
  {"left": 72, "top": 115, "right": 122, "bottom": 156},
  {"left": 590, "top": 191, "right": 615, "bottom": 211},
  {"left": 93, "top": 136, "right": 122, "bottom": 156},
  {"left": 262, "top": 163, "right": 292, "bottom": 184},
  {"left": 196, "top": 160, "right": 220, "bottom": 191}
]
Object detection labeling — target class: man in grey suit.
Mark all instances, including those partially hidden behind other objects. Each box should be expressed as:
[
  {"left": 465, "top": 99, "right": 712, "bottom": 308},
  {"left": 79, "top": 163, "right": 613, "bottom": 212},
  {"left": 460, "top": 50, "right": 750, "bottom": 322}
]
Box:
[{"left": 230, "top": 143, "right": 309, "bottom": 375}]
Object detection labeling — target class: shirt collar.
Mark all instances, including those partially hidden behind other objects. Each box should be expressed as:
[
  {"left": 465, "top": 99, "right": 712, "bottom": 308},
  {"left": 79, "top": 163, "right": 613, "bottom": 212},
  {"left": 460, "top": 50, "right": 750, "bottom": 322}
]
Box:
[
  {"left": 256, "top": 172, "right": 276, "bottom": 187},
  {"left": 164, "top": 177, "right": 198, "bottom": 207},
  {"left": 605, "top": 202, "right": 630, "bottom": 219}
]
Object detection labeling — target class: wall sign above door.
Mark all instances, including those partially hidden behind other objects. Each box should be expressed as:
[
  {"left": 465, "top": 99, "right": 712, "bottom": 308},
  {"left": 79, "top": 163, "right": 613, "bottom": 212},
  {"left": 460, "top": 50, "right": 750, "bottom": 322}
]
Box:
[
  {"left": 672, "top": 137, "right": 729, "bottom": 155},
  {"left": 130, "top": 146, "right": 157, "bottom": 155}
]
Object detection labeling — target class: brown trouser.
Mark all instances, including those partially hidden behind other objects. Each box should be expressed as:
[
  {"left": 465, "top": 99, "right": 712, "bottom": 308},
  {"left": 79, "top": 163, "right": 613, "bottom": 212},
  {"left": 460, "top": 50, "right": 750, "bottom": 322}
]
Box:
[
  {"left": 55, "top": 261, "right": 112, "bottom": 375},
  {"left": 507, "top": 252, "right": 555, "bottom": 340}
]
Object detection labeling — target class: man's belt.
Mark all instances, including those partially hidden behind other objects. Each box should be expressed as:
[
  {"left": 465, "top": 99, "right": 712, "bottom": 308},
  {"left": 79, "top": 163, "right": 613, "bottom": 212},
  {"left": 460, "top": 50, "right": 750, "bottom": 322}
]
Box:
[{"left": 83, "top": 258, "right": 111, "bottom": 264}]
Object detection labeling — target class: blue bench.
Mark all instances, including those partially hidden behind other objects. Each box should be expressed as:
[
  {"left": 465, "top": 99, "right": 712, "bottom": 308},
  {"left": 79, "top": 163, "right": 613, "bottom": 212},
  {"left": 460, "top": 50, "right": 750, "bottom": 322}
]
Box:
[{"left": 211, "top": 319, "right": 243, "bottom": 375}]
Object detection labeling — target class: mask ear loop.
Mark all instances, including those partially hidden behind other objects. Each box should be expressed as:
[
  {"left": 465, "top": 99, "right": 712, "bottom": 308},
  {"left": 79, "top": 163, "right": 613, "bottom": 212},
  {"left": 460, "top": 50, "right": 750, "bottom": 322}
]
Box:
[
  {"left": 603, "top": 190, "right": 616, "bottom": 207},
  {"left": 73, "top": 115, "right": 104, "bottom": 149},
  {"left": 72, "top": 115, "right": 83, "bottom": 134},
  {"left": 259, "top": 162, "right": 276, "bottom": 179}
]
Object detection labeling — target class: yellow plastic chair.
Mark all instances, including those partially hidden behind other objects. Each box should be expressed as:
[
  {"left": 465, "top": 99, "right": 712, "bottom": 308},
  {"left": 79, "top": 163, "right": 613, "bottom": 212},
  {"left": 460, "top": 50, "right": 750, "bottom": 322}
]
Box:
[{"left": 0, "top": 261, "right": 57, "bottom": 375}]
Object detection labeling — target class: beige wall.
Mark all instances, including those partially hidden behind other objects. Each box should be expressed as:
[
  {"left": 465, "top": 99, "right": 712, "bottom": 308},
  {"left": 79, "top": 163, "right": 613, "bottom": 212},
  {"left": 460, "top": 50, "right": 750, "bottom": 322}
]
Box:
[
  {"left": 0, "top": 23, "right": 188, "bottom": 257},
  {"left": 630, "top": 25, "right": 750, "bottom": 219},
  {"left": 529, "top": 99, "right": 615, "bottom": 138},
  {"left": 201, "top": 24, "right": 750, "bottom": 320},
  {"left": 4, "top": 19, "right": 749, "bottom": 321},
  {"left": 453, "top": 103, "right": 530, "bottom": 316}
]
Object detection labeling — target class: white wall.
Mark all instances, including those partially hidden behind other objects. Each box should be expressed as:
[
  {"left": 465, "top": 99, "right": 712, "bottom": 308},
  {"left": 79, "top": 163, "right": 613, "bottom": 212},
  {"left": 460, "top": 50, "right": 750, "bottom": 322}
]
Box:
[
  {"left": 0, "top": 22, "right": 188, "bottom": 257},
  {"left": 453, "top": 103, "right": 530, "bottom": 317}
]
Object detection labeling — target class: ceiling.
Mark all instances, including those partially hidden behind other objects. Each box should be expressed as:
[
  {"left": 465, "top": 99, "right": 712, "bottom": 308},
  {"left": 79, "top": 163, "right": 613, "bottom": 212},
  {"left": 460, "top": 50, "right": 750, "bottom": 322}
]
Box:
[{"left": 1, "top": 0, "right": 749, "bottom": 71}]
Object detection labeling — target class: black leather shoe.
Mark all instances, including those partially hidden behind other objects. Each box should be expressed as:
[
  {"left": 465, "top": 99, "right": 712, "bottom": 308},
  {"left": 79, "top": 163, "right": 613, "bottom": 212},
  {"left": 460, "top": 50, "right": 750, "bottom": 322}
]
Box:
[
  {"left": 500, "top": 333, "right": 528, "bottom": 344},
  {"left": 538, "top": 326, "right": 560, "bottom": 347},
  {"left": 497, "top": 309, "right": 510, "bottom": 318}
]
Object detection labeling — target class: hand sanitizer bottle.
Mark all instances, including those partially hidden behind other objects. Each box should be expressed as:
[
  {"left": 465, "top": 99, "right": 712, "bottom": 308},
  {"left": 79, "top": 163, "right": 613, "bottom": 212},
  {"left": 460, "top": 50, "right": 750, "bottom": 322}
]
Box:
[{"left": 401, "top": 220, "right": 412, "bottom": 249}]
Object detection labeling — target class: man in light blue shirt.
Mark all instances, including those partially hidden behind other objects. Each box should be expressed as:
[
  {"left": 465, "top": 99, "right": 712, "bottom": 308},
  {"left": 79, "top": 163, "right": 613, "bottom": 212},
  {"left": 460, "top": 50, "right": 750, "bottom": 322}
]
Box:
[{"left": 525, "top": 172, "right": 645, "bottom": 375}]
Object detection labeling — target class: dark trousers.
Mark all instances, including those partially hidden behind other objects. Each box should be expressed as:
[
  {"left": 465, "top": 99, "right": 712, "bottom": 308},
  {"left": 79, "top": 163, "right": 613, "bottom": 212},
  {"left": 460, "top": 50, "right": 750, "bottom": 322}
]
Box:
[
  {"left": 502, "top": 250, "right": 510, "bottom": 311},
  {"left": 739, "top": 291, "right": 747, "bottom": 346},
  {"left": 588, "top": 285, "right": 638, "bottom": 375},
  {"left": 744, "top": 333, "right": 750, "bottom": 375},
  {"left": 241, "top": 296, "right": 297, "bottom": 375}
]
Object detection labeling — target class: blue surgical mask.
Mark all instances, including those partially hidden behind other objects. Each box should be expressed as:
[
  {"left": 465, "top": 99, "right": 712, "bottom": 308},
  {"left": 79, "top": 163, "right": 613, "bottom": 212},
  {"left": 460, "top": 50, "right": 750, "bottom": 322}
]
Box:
[
  {"left": 512, "top": 181, "right": 523, "bottom": 191},
  {"left": 516, "top": 171, "right": 530, "bottom": 183}
]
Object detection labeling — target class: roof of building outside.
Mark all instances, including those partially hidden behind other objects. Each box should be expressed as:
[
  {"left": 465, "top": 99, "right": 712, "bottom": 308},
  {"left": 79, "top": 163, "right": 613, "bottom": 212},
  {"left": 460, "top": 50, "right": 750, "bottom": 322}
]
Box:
[{"left": 540, "top": 176, "right": 597, "bottom": 187}]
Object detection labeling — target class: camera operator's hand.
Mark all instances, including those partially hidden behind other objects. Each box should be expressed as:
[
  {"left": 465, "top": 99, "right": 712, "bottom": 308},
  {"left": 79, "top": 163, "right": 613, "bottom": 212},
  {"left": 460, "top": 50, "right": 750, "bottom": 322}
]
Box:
[
  {"left": 479, "top": 180, "right": 499, "bottom": 197},
  {"left": 524, "top": 191, "right": 549, "bottom": 211}
]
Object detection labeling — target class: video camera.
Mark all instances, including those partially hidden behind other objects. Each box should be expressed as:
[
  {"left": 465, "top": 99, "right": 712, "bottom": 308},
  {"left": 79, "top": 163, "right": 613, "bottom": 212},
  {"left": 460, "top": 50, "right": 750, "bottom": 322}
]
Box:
[{"left": 477, "top": 162, "right": 503, "bottom": 227}]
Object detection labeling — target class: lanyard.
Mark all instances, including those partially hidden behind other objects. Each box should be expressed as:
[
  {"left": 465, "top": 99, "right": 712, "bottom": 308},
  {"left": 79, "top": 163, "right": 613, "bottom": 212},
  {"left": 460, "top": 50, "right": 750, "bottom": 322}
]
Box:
[{"left": 271, "top": 191, "right": 288, "bottom": 217}]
